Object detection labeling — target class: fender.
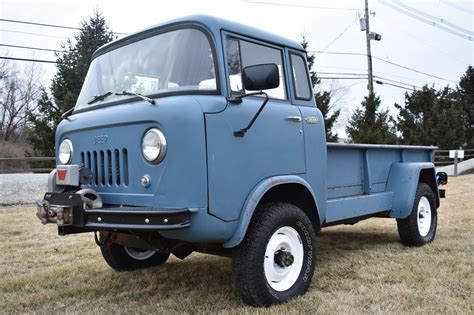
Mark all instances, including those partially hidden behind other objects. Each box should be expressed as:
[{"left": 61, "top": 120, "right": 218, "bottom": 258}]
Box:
[
  {"left": 222, "top": 175, "right": 321, "bottom": 248},
  {"left": 386, "top": 162, "right": 439, "bottom": 219}
]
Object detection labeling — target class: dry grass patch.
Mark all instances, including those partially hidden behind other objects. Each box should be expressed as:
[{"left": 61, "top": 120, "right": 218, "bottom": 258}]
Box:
[{"left": 1, "top": 175, "right": 473, "bottom": 313}]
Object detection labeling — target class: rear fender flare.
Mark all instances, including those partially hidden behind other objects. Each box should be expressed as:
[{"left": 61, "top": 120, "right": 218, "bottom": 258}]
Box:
[{"left": 387, "top": 162, "right": 439, "bottom": 219}]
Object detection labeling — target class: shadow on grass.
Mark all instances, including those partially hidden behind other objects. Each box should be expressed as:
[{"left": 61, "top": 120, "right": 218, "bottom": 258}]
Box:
[
  {"left": 318, "top": 228, "right": 400, "bottom": 250},
  {"left": 88, "top": 255, "right": 241, "bottom": 309},
  {"left": 67, "top": 229, "right": 401, "bottom": 308}
]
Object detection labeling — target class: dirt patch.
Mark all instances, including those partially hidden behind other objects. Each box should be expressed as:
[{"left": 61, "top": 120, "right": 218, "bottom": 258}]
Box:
[{"left": 0, "top": 175, "right": 473, "bottom": 313}]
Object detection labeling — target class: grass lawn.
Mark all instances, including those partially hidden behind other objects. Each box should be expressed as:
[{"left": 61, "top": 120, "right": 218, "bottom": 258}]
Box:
[{"left": 1, "top": 175, "right": 473, "bottom": 313}]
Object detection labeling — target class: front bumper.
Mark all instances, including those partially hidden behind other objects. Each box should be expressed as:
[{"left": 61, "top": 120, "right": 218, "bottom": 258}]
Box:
[{"left": 37, "top": 191, "right": 192, "bottom": 235}]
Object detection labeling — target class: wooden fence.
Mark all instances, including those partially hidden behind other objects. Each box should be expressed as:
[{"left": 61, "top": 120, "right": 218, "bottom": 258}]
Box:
[
  {"left": 0, "top": 157, "right": 55, "bottom": 174},
  {"left": 433, "top": 149, "right": 474, "bottom": 167},
  {"left": 0, "top": 150, "right": 473, "bottom": 174}
]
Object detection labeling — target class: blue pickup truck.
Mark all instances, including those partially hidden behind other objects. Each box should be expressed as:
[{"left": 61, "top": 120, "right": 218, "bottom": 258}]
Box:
[{"left": 36, "top": 15, "right": 447, "bottom": 306}]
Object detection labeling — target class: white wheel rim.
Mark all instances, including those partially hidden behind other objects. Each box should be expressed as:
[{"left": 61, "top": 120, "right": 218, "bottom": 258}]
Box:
[
  {"left": 124, "top": 246, "right": 156, "bottom": 260},
  {"left": 417, "top": 196, "right": 432, "bottom": 237},
  {"left": 264, "top": 226, "right": 304, "bottom": 292}
]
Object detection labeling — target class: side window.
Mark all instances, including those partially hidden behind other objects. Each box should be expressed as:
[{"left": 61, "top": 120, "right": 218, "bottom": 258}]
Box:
[
  {"left": 226, "top": 38, "right": 243, "bottom": 93},
  {"left": 290, "top": 54, "right": 312, "bottom": 100},
  {"left": 225, "top": 37, "right": 287, "bottom": 100}
]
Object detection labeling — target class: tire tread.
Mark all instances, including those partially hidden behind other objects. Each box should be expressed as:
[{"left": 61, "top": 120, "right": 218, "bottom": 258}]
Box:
[
  {"left": 232, "top": 202, "right": 316, "bottom": 306},
  {"left": 397, "top": 182, "right": 437, "bottom": 247}
]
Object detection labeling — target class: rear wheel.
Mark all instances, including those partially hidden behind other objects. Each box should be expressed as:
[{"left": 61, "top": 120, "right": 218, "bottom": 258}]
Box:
[
  {"left": 397, "top": 182, "right": 437, "bottom": 246},
  {"left": 232, "top": 203, "right": 316, "bottom": 306},
  {"left": 99, "top": 235, "right": 170, "bottom": 271}
]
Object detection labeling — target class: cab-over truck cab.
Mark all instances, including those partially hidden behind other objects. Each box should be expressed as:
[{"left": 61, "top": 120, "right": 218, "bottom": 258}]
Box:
[{"left": 37, "top": 15, "right": 447, "bottom": 306}]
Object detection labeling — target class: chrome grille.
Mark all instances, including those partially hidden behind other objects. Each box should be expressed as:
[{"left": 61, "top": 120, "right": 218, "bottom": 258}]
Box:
[{"left": 80, "top": 149, "right": 129, "bottom": 186}]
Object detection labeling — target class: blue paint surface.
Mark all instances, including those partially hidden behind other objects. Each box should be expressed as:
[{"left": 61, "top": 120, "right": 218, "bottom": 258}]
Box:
[{"left": 55, "top": 15, "right": 440, "bottom": 246}]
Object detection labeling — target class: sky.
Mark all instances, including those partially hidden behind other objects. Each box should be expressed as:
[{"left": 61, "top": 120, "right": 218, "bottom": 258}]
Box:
[{"left": 1, "top": 0, "right": 473, "bottom": 137}]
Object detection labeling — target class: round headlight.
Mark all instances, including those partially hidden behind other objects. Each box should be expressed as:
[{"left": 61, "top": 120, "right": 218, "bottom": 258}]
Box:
[
  {"left": 58, "top": 139, "right": 73, "bottom": 164},
  {"left": 142, "top": 128, "right": 167, "bottom": 163}
]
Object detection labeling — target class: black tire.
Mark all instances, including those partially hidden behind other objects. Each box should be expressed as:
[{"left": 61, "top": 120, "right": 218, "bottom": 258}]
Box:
[
  {"left": 99, "top": 235, "right": 170, "bottom": 271},
  {"left": 397, "top": 182, "right": 437, "bottom": 247},
  {"left": 232, "top": 202, "right": 316, "bottom": 307}
]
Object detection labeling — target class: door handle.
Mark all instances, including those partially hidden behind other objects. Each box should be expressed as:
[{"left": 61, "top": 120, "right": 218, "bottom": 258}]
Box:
[{"left": 286, "top": 116, "right": 302, "bottom": 122}]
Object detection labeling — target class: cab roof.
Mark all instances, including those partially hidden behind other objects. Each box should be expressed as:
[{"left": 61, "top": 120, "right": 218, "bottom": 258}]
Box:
[{"left": 93, "top": 15, "right": 305, "bottom": 58}]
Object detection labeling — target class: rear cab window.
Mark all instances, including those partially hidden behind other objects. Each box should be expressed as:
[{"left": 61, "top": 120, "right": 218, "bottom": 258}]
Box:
[{"left": 225, "top": 36, "right": 287, "bottom": 100}]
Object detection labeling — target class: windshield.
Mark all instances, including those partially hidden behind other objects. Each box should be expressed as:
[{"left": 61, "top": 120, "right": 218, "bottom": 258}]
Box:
[{"left": 75, "top": 28, "right": 217, "bottom": 110}]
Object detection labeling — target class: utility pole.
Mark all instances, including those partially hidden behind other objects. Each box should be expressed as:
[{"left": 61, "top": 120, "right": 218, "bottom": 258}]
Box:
[{"left": 364, "top": 0, "right": 374, "bottom": 96}]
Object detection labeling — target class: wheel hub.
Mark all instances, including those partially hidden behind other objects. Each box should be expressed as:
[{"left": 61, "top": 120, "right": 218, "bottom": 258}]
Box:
[
  {"left": 274, "top": 249, "right": 294, "bottom": 267},
  {"left": 417, "top": 196, "right": 432, "bottom": 237},
  {"left": 264, "top": 226, "right": 304, "bottom": 292},
  {"left": 124, "top": 246, "right": 156, "bottom": 260}
]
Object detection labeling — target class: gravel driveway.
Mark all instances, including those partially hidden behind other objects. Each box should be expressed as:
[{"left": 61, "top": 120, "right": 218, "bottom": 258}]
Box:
[{"left": 0, "top": 173, "right": 48, "bottom": 205}]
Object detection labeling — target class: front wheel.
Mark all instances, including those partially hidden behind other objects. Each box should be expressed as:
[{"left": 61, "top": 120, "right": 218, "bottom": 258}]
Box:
[
  {"left": 232, "top": 203, "right": 316, "bottom": 307},
  {"left": 99, "top": 235, "right": 170, "bottom": 271},
  {"left": 397, "top": 182, "right": 438, "bottom": 246}
]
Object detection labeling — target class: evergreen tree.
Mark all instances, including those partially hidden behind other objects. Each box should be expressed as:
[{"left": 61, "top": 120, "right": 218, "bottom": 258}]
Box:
[
  {"left": 27, "top": 11, "right": 115, "bottom": 156},
  {"left": 395, "top": 85, "right": 466, "bottom": 149},
  {"left": 346, "top": 93, "right": 398, "bottom": 144},
  {"left": 27, "top": 89, "right": 59, "bottom": 157},
  {"left": 459, "top": 66, "right": 474, "bottom": 148},
  {"left": 301, "top": 37, "right": 340, "bottom": 142}
]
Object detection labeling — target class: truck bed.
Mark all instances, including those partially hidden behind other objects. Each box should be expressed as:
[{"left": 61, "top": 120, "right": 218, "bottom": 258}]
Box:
[{"left": 325, "top": 143, "right": 435, "bottom": 223}]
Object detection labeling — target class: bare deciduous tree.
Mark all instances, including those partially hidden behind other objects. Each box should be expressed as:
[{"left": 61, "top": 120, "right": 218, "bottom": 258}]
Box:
[{"left": 0, "top": 59, "right": 42, "bottom": 142}]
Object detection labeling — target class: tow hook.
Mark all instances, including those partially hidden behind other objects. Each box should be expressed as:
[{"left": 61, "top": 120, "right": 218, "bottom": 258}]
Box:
[
  {"left": 36, "top": 200, "right": 50, "bottom": 224},
  {"left": 94, "top": 231, "right": 115, "bottom": 246},
  {"left": 36, "top": 199, "right": 74, "bottom": 225}
]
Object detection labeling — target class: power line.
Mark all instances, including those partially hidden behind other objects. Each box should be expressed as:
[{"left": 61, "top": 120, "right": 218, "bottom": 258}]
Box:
[
  {"left": 241, "top": 0, "right": 360, "bottom": 11},
  {"left": 374, "top": 75, "right": 422, "bottom": 89},
  {"left": 440, "top": 0, "right": 474, "bottom": 15},
  {"left": 317, "top": 65, "right": 428, "bottom": 83},
  {"left": 316, "top": 64, "right": 367, "bottom": 71},
  {"left": 0, "top": 18, "right": 127, "bottom": 35},
  {"left": 317, "top": 71, "right": 367, "bottom": 76},
  {"left": 385, "top": 19, "right": 471, "bottom": 66},
  {"left": 375, "top": 80, "right": 416, "bottom": 91},
  {"left": 311, "top": 50, "right": 366, "bottom": 57},
  {"left": 0, "top": 18, "right": 80, "bottom": 30},
  {"left": 0, "top": 43, "right": 65, "bottom": 53},
  {"left": 317, "top": 71, "right": 423, "bottom": 89},
  {"left": 379, "top": 0, "right": 473, "bottom": 41},
  {"left": 0, "top": 56, "right": 57, "bottom": 64},
  {"left": 0, "top": 28, "right": 67, "bottom": 39},
  {"left": 319, "top": 16, "right": 358, "bottom": 53},
  {"left": 318, "top": 76, "right": 368, "bottom": 80},
  {"left": 371, "top": 55, "right": 457, "bottom": 83},
  {"left": 393, "top": 0, "right": 473, "bottom": 35},
  {"left": 316, "top": 65, "right": 367, "bottom": 72},
  {"left": 1, "top": 56, "right": 421, "bottom": 89},
  {"left": 308, "top": 50, "right": 457, "bottom": 83}
]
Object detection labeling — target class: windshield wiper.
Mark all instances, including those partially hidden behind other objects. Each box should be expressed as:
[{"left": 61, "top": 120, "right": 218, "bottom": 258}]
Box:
[
  {"left": 87, "top": 91, "right": 113, "bottom": 105},
  {"left": 61, "top": 106, "right": 75, "bottom": 120},
  {"left": 115, "top": 91, "right": 155, "bottom": 104}
]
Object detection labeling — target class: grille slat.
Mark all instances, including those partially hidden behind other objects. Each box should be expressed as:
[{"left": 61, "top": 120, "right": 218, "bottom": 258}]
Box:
[
  {"left": 122, "top": 149, "right": 129, "bottom": 186},
  {"left": 106, "top": 149, "right": 112, "bottom": 186},
  {"left": 99, "top": 150, "right": 105, "bottom": 185},
  {"left": 92, "top": 151, "right": 98, "bottom": 185},
  {"left": 114, "top": 149, "right": 120, "bottom": 186},
  {"left": 81, "top": 148, "right": 128, "bottom": 187}
]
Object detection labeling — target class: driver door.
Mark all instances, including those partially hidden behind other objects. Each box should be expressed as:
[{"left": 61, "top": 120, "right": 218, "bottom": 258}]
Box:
[{"left": 204, "top": 35, "right": 305, "bottom": 221}]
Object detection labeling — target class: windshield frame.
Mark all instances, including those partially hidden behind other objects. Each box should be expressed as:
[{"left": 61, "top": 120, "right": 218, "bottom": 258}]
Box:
[{"left": 73, "top": 23, "right": 221, "bottom": 115}]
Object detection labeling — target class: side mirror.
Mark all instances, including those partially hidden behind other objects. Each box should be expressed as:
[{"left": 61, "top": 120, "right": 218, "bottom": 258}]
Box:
[{"left": 242, "top": 63, "right": 279, "bottom": 91}]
